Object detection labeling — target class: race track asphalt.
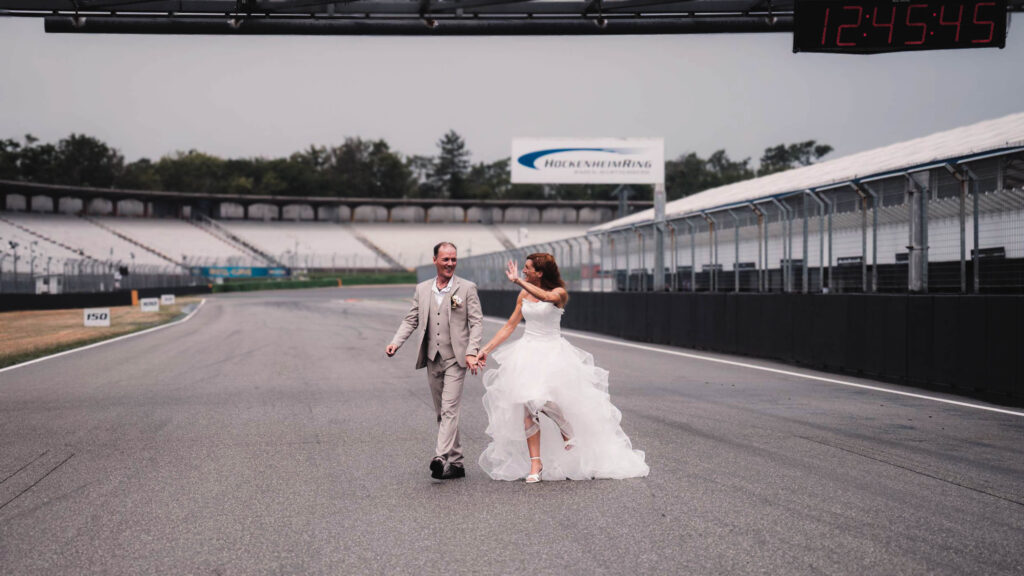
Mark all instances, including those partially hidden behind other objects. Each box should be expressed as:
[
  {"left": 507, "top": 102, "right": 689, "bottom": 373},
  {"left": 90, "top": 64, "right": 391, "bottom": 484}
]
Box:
[{"left": 1, "top": 285, "right": 1022, "bottom": 575}]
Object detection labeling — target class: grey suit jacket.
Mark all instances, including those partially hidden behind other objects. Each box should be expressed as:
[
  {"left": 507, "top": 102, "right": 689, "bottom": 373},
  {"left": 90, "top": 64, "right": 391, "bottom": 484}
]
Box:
[{"left": 390, "top": 275, "right": 484, "bottom": 369}]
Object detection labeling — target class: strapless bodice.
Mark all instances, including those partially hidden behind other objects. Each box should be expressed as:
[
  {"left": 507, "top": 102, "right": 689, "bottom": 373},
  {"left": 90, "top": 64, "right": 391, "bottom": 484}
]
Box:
[{"left": 521, "top": 299, "right": 563, "bottom": 339}]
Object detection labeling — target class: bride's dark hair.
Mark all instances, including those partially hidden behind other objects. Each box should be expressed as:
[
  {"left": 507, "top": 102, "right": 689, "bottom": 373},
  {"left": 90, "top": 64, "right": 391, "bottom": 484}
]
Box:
[{"left": 526, "top": 253, "right": 566, "bottom": 290}]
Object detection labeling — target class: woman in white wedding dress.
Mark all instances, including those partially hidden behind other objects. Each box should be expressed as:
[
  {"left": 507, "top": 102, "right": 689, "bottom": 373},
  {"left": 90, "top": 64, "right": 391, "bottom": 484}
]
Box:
[{"left": 476, "top": 253, "right": 649, "bottom": 483}]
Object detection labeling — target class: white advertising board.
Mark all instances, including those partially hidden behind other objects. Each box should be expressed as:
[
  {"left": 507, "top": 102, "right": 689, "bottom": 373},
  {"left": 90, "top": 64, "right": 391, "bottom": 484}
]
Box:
[
  {"left": 140, "top": 298, "right": 160, "bottom": 312},
  {"left": 161, "top": 294, "right": 176, "bottom": 305},
  {"left": 83, "top": 308, "right": 111, "bottom": 327},
  {"left": 511, "top": 138, "right": 664, "bottom": 184}
]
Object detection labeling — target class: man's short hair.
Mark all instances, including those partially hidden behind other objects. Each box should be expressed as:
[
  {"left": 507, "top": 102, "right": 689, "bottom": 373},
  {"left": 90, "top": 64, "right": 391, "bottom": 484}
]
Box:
[{"left": 434, "top": 242, "right": 457, "bottom": 258}]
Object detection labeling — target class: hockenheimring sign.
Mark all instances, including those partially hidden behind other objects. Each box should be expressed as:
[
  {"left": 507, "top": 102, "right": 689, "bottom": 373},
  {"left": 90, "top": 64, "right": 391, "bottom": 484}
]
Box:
[
  {"left": 511, "top": 137, "right": 669, "bottom": 290},
  {"left": 511, "top": 138, "right": 664, "bottom": 185}
]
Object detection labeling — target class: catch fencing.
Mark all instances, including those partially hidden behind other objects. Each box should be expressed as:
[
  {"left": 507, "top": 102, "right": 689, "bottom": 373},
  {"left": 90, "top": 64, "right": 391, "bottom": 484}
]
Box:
[
  {"left": 422, "top": 152, "right": 1024, "bottom": 295},
  {"left": 0, "top": 259, "right": 203, "bottom": 295}
]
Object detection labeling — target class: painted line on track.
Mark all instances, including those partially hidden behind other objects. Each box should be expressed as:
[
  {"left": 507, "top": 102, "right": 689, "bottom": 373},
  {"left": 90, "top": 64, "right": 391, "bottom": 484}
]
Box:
[
  {"left": 480, "top": 316, "right": 1024, "bottom": 418},
  {"left": 0, "top": 299, "right": 207, "bottom": 376}
]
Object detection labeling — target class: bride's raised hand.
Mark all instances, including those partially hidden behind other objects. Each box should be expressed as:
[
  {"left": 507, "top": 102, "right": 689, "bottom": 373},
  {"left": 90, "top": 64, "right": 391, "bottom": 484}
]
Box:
[{"left": 505, "top": 260, "right": 519, "bottom": 283}]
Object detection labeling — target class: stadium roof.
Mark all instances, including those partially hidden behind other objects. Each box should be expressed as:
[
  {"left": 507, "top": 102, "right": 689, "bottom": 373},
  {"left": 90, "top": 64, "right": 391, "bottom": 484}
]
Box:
[{"left": 590, "top": 111, "right": 1024, "bottom": 233}]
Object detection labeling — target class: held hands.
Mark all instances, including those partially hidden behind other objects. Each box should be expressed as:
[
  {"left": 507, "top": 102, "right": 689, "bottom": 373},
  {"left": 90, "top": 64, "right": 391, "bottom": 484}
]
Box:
[
  {"left": 466, "top": 354, "right": 485, "bottom": 375},
  {"left": 505, "top": 260, "right": 520, "bottom": 284}
]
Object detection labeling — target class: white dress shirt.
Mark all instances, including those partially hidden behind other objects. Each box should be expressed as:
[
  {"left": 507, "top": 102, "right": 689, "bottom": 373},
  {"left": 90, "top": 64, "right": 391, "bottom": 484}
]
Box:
[{"left": 432, "top": 277, "right": 452, "bottom": 307}]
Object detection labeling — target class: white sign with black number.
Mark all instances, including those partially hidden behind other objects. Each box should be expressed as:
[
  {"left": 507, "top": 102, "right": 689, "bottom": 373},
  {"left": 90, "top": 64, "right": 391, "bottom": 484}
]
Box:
[
  {"left": 140, "top": 298, "right": 160, "bottom": 312},
  {"left": 161, "top": 294, "right": 175, "bottom": 305},
  {"left": 84, "top": 308, "right": 111, "bottom": 327}
]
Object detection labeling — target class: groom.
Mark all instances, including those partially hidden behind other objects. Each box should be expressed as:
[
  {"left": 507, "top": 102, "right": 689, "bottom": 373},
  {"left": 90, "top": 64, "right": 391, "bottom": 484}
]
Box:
[{"left": 386, "top": 242, "right": 483, "bottom": 480}]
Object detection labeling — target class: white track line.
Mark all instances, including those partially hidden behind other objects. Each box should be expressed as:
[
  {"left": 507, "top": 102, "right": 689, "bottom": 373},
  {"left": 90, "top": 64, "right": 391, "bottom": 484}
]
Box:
[
  {"left": 0, "top": 299, "right": 207, "bottom": 375},
  {"left": 480, "top": 316, "right": 1024, "bottom": 418}
]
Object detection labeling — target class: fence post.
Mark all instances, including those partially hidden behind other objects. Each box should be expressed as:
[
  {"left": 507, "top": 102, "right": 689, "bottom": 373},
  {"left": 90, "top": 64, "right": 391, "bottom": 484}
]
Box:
[
  {"left": 769, "top": 198, "right": 789, "bottom": 292},
  {"left": 748, "top": 202, "right": 764, "bottom": 292},
  {"left": 906, "top": 172, "right": 930, "bottom": 293},
  {"left": 805, "top": 190, "right": 827, "bottom": 293},
  {"left": 729, "top": 210, "right": 740, "bottom": 293},
  {"left": 666, "top": 221, "right": 678, "bottom": 292},
  {"left": 686, "top": 218, "right": 696, "bottom": 293}
]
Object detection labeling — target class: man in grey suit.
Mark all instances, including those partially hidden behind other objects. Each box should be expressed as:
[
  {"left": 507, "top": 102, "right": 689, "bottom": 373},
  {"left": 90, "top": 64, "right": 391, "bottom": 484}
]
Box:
[{"left": 386, "top": 242, "right": 484, "bottom": 480}]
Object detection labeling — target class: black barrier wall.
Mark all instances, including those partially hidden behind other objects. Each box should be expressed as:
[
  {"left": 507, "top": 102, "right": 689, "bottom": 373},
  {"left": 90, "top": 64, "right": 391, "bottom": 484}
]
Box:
[
  {"left": 0, "top": 285, "right": 212, "bottom": 312},
  {"left": 478, "top": 291, "right": 1023, "bottom": 406}
]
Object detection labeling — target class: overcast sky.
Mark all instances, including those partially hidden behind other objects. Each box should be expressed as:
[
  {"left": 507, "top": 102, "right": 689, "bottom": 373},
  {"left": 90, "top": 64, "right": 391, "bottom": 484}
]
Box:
[{"left": 1, "top": 17, "right": 1022, "bottom": 168}]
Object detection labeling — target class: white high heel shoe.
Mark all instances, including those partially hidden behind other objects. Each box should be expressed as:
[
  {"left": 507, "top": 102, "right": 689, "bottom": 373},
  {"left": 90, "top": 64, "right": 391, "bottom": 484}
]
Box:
[{"left": 525, "top": 457, "right": 543, "bottom": 483}]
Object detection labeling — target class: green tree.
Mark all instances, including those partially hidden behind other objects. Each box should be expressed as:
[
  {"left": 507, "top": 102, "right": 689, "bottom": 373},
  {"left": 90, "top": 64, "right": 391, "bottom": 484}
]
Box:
[
  {"left": 17, "top": 135, "right": 60, "bottom": 184},
  {"left": 367, "top": 140, "right": 414, "bottom": 198},
  {"left": 0, "top": 138, "right": 20, "bottom": 180},
  {"left": 155, "top": 150, "right": 225, "bottom": 193},
  {"left": 758, "top": 140, "right": 833, "bottom": 176},
  {"left": 430, "top": 130, "right": 470, "bottom": 199},
  {"left": 54, "top": 133, "right": 124, "bottom": 187},
  {"left": 665, "top": 150, "right": 754, "bottom": 200},
  {"left": 406, "top": 154, "right": 437, "bottom": 198},
  {"left": 465, "top": 158, "right": 511, "bottom": 199},
  {"left": 118, "top": 158, "right": 162, "bottom": 190}
]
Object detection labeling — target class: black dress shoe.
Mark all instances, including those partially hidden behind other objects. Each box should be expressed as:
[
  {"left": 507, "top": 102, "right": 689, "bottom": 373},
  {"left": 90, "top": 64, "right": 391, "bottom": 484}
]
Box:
[
  {"left": 430, "top": 458, "right": 445, "bottom": 479},
  {"left": 441, "top": 464, "right": 466, "bottom": 480}
]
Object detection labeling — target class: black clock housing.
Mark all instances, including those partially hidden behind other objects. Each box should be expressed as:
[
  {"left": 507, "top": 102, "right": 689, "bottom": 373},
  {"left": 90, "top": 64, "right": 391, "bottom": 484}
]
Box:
[{"left": 794, "top": 0, "right": 1008, "bottom": 53}]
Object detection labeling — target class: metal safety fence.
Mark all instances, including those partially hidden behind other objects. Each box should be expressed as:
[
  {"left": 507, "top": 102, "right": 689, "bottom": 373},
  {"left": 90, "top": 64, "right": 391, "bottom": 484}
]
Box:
[
  {"left": 0, "top": 258, "right": 202, "bottom": 295},
  {"left": 420, "top": 152, "right": 1024, "bottom": 294}
]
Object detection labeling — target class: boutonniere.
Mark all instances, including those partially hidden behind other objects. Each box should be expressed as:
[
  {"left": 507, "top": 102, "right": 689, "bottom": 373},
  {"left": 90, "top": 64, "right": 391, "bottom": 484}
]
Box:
[{"left": 451, "top": 294, "right": 463, "bottom": 309}]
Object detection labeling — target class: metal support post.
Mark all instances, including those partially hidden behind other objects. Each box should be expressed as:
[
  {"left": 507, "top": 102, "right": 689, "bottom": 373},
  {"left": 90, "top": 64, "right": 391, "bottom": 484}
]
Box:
[
  {"left": 768, "top": 198, "right": 790, "bottom": 292},
  {"left": 805, "top": 190, "right": 826, "bottom": 293},
  {"left": 701, "top": 212, "right": 717, "bottom": 292},
  {"left": 608, "top": 233, "right": 617, "bottom": 291},
  {"left": 853, "top": 181, "right": 880, "bottom": 293},
  {"left": 749, "top": 202, "right": 764, "bottom": 292},
  {"left": 667, "top": 221, "right": 678, "bottom": 292},
  {"left": 585, "top": 235, "right": 596, "bottom": 292},
  {"left": 729, "top": 210, "right": 740, "bottom": 293},
  {"left": 653, "top": 182, "right": 666, "bottom": 292},
  {"left": 905, "top": 172, "right": 930, "bottom": 293},
  {"left": 686, "top": 218, "right": 696, "bottom": 292},
  {"left": 624, "top": 230, "right": 632, "bottom": 292},
  {"left": 635, "top": 226, "right": 646, "bottom": 292},
  {"left": 947, "top": 163, "right": 979, "bottom": 293}
]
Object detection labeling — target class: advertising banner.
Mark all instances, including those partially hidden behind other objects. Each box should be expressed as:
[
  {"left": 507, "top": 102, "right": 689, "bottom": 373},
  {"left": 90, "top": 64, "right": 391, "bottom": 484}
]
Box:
[
  {"left": 140, "top": 298, "right": 160, "bottom": 312},
  {"left": 191, "top": 267, "right": 290, "bottom": 279},
  {"left": 511, "top": 138, "right": 664, "bottom": 184},
  {"left": 161, "top": 294, "right": 176, "bottom": 305}
]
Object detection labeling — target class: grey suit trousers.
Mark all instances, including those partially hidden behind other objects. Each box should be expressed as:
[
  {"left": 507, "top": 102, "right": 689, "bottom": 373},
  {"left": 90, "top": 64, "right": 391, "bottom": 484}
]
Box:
[{"left": 427, "top": 353, "right": 466, "bottom": 466}]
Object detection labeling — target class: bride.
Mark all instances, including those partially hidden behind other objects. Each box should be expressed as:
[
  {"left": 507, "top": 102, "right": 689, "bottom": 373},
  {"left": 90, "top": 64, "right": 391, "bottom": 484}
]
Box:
[{"left": 476, "top": 253, "right": 649, "bottom": 483}]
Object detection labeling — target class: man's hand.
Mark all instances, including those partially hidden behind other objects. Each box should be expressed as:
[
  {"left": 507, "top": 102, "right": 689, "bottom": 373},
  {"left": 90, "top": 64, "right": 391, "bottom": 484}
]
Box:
[
  {"left": 466, "top": 354, "right": 481, "bottom": 375},
  {"left": 385, "top": 344, "right": 398, "bottom": 357}
]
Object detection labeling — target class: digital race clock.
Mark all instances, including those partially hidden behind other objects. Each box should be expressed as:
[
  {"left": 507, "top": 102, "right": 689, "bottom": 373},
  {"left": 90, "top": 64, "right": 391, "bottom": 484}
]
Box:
[{"left": 794, "top": 0, "right": 1008, "bottom": 53}]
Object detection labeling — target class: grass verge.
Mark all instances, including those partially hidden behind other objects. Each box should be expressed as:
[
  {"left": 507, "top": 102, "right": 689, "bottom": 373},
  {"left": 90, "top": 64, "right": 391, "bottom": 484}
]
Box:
[
  {"left": 0, "top": 297, "right": 201, "bottom": 370},
  {"left": 212, "top": 271, "right": 415, "bottom": 293}
]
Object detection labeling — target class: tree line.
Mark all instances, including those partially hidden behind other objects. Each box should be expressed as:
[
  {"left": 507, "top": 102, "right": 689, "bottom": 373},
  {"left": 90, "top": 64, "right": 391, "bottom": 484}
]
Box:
[{"left": 0, "top": 131, "right": 832, "bottom": 202}]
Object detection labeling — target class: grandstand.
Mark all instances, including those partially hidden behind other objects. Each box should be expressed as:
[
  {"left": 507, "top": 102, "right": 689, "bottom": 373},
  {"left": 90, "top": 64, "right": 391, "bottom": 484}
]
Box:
[
  {"left": 450, "top": 112, "right": 1024, "bottom": 294},
  {"left": 1, "top": 212, "right": 167, "bottom": 269},
  {"left": 95, "top": 216, "right": 257, "bottom": 267},
  {"left": 217, "top": 220, "right": 381, "bottom": 269},
  {"left": 0, "top": 197, "right": 596, "bottom": 293}
]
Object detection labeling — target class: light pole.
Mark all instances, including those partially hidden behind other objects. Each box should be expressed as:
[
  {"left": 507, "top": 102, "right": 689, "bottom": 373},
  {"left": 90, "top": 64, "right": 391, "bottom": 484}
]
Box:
[
  {"left": 9, "top": 241, "right": 19, "bottom": 291},
  {"left": 0, "top": 252, "right": 8, "bottom": 293}
]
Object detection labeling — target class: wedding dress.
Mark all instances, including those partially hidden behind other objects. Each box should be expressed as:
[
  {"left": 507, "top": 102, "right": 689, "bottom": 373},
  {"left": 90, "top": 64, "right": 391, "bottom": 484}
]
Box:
[{"left": 478, "top": 299, "right": 649, "bottom": 481}]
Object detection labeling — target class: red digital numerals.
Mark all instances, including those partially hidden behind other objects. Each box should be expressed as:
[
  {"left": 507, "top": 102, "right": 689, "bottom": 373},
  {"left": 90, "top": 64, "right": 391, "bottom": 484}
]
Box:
[{"left": 815, "top": 0, "right": 1002, "bottom": 49}]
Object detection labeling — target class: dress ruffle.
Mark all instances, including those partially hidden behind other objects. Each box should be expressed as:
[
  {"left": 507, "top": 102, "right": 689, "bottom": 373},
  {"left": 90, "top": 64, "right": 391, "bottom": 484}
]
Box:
[{"left": 478, "top": 301, "right": 649, "bottom": 481}]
